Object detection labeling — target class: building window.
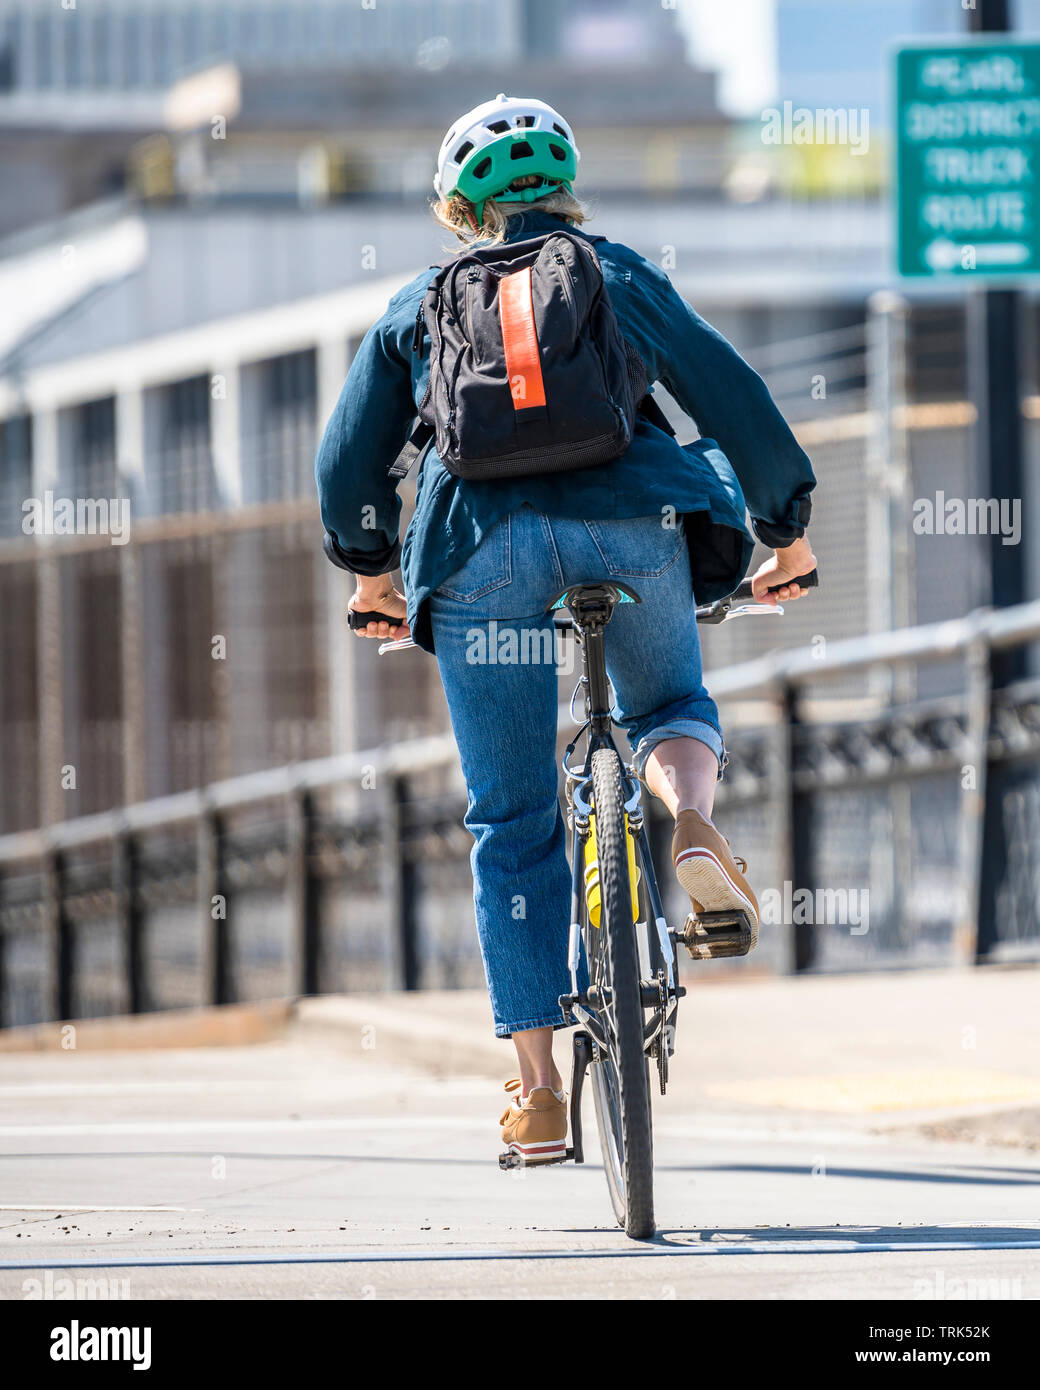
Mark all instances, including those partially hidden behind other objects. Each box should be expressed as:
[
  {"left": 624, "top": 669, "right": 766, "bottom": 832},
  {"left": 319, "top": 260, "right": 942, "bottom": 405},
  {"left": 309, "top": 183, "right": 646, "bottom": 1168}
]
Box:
[
  {"left": 123, "top": 13, "right": 143, "bottom": 89},
  {"left": 61, "top": 9, "right": 82, "bottom": 88},
  {"left": 32, "top": 14, "right": 52, "bottom": 88},
  {"left": 256, "top": 349, "right": 317, "bottom": 500},
  {"left": 0, "top": 414, "right": 33, "bottom": 538},
  {"left": 159, "top": 375, "right": 215, "bottom": 514},
  {"left": 68, "top": 396, "right": 118, "bottom": 500}
]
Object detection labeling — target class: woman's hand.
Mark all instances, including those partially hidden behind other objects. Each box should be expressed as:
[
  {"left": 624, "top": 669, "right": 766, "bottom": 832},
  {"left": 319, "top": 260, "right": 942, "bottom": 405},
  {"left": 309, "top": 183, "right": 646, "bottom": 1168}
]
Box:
[
  {"left": 348, "top": 576, "right": 411, "bottom": 639},
  {"left": 750, "top": 536, "right": 817, "bottom": 606}
]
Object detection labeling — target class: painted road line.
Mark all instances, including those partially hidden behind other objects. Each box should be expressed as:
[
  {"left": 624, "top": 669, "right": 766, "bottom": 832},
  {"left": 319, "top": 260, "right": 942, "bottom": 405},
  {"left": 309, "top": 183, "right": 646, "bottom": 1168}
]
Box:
[
  {"left": 0, "top": 1205, "right": 194, "bottom": 1213},
  {"left": 2, "top": 1234, "right": 1040, "bottom": 1271},
  {"left": 0, "top": 1081, "right": 267, "bottom": 1098},
  {"left": 0, "top": 1116, "right": 890, "bottom": 1142},
  {"left": 0, "top": 1117, "right": 495, "bottom": 1138}
]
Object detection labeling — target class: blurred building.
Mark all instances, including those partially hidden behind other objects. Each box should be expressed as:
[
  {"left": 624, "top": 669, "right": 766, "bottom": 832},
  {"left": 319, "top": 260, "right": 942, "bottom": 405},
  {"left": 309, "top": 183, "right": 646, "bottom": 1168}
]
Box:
[
  {"left": 0, "top": 1, "right": 728, "bottom": 834},
  {"left": 0, "top": 0, "right": 684, "bottom": 95},
  {"left": 0, "top": 0, "right": 516, "bottom": 238},
  {"left": 0, "top": 0, "right": 520, "bottom": 89},
  {"left": 1, "top": 2, "right": 1038, "bottom": 843},
  {"left": 523, "top": 0, "right": 682, "bottom": 62},
  {"left": 0, "top": 1, "right": 707, "bottom": 237}
]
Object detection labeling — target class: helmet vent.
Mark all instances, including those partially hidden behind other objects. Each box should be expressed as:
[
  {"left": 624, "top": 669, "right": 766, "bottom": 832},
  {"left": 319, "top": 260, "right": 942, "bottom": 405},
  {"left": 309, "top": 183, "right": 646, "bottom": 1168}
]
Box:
[
  {"left": 549, "top": 143, "right": 567, "bottom": 161},
  {"left": 454, "top": 140, "right": 474, "bottom": 162},
  {"left": 509, "top": 140, "right": 534, "bottom": 160},
  {"left": 552, "top": 123, "right": 570, "bottom": 139},
  {"left": 473, "top": 157, "right": 492, "bottom": 180},
  {"left": 516, "top": 115, "right": 535, "bottom": 127},
  {"left": 487, "top": 120, "right": 510, "bottom": 134}
]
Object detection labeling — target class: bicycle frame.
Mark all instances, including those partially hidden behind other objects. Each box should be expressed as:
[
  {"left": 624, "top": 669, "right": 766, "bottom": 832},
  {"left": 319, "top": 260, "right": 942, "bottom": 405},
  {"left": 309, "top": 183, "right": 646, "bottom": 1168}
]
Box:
[
  {"left": 552, "top": 582, "right": 682, "bottom": 1095},
  {"left": 377, "top": 559, "right": 813, "bottom": 1221}
]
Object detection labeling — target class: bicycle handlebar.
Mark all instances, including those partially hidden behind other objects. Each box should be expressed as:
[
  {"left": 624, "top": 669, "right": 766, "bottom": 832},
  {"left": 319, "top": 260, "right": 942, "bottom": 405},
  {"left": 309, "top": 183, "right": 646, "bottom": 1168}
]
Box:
[
  {"left": 693, "top": 567, "right": 819, "bottom": 625},
  {"left": 370, "top": 568, "right": 820, "bottom": 649}
]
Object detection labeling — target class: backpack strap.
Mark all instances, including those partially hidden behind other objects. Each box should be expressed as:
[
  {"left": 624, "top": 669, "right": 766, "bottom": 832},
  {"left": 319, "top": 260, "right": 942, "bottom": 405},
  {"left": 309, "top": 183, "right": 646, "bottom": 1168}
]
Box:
[{"left": 388, "top": 418, "right": 434, "bottom": 480}]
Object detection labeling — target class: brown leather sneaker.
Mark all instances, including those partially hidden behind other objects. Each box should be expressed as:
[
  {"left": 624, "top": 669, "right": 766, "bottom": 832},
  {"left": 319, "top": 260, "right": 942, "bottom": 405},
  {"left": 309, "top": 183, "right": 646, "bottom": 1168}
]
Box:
[
  {"left": 672, "top": 808, "right": 760, "bottom": 949},
  {"left": 500, "top": 1078, "right": 568, "bottom": 1164}
]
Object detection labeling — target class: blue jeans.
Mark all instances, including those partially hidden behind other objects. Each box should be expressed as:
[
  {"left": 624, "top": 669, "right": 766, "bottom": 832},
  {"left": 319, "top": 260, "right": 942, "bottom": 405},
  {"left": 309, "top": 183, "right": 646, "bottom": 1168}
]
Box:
[{"left": 427, "top": 506, "right": 725, "bottom": 1038}]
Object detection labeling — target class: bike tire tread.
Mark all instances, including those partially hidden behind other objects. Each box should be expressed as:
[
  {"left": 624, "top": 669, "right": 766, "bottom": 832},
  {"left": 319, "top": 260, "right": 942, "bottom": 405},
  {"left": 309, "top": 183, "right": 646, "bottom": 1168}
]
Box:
[{"left": 590, "top": 746, "right": 655, "bottom": 1240}]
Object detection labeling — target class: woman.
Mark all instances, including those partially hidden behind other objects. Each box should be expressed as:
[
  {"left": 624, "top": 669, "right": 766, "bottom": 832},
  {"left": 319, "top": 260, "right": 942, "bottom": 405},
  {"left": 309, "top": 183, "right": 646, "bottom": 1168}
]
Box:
[{"left": 316, "top": 95, "right": 816, "bottom": 1163}]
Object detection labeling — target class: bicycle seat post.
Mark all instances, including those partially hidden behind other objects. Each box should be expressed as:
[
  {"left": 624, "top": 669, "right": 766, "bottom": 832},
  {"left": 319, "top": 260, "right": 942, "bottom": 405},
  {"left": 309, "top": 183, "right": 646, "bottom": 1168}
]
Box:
[
  {"left": 557, "top": 582, "right": 634, "bottom": 741},
  {"left": 577, "top": 608, "right": 612, "bottom": 738},
  {"left": 548, "top": 581, "right": 641, "bottom": 742}
]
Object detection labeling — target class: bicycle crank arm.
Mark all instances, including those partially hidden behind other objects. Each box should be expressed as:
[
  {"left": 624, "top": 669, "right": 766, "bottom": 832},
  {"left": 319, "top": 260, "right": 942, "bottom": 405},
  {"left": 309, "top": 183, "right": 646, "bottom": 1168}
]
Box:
[{"left": 568, "top": 1029, "right": 592, "bottom": 1165}]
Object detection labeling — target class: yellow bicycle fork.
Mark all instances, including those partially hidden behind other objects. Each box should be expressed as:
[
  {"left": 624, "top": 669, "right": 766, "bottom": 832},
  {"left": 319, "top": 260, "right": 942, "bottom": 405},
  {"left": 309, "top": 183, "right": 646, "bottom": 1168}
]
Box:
[{"left": 583, "top": 811, "right": 641, "bottom": 927}]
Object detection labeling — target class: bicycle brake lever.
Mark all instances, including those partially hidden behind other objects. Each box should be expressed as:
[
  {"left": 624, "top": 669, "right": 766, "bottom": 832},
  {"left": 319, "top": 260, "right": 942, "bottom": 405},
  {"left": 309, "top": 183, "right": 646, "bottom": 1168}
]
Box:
[{"left": 720, "top": 602, "right": 785, "bottom": 621}]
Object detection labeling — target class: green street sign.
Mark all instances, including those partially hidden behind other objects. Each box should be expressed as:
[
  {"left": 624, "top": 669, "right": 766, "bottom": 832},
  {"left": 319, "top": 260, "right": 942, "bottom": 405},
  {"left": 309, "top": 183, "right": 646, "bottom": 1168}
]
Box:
[{"left": 895, "top": 38, "right": 1040, "bottom": 278}]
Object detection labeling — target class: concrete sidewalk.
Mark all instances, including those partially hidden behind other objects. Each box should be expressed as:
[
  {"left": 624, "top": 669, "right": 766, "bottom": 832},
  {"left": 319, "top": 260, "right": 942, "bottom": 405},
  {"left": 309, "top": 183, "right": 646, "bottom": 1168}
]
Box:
[
  {"left": 293, "top": 965, "right": 1040, "bottom": 1140},
  {"left": 2, "top": 965, "right": 1038, "bottom": 1141}
]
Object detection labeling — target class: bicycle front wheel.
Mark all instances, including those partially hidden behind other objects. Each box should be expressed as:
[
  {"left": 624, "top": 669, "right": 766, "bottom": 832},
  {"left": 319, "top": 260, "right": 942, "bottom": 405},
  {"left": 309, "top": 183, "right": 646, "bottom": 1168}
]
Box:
[{"left": 586, "top": 746, "right": 655, "bottom": 1239}]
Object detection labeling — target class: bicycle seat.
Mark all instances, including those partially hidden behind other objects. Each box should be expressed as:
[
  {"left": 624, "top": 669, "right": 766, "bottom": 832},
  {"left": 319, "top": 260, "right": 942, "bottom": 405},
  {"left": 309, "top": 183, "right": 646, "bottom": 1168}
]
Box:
[{"left": 546, "top": 580, "right": 642, "bottom": 624}]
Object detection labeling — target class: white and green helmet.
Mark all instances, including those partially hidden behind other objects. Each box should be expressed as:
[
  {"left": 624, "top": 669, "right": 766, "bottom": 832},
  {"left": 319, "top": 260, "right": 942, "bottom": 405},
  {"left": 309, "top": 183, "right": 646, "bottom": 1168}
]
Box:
[{"left": 434, "top": 93, "right": 580, "bottom": 224}]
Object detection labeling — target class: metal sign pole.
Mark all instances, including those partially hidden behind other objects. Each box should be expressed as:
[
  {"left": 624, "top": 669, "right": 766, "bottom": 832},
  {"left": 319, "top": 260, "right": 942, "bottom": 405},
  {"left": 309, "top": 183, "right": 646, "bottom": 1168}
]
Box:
[{"left": 968, "top": 0, "right": 1027, "bottom": 681}]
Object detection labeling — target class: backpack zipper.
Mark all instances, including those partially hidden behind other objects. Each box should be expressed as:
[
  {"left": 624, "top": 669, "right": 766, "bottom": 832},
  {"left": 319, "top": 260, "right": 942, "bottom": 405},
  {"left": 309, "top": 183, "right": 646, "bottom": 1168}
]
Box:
[
  {"left": 411, "top": 303, "right": 426, "bottom": 354},
  {"left": 550, "top": 244, "right": 578, "bottom": 333},
  {"left": 446, "top": 351, "right": 465, "bottom": 451}
]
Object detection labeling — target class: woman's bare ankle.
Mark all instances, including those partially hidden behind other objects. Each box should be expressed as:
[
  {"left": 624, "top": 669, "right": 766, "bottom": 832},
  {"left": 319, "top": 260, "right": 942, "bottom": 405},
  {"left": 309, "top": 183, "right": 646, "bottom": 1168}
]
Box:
[
  {"left": 523, "top": 1070, "right": 564, "bottom": 1096},
  {"left": 512, "top": 1025, "right": 563, "bottom": 1098}
]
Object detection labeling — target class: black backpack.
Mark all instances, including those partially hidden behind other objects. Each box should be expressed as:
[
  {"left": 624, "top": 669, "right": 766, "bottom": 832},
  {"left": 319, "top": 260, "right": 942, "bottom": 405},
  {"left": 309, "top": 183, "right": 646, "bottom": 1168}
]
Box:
[{"left": 389, "top": 229, "right": 671, "bottom": 483}]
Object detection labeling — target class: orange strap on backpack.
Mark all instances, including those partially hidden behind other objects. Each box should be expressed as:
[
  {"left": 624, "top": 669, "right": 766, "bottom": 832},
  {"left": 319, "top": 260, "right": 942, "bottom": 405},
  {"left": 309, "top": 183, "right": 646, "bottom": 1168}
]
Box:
[{"left": 498, "top": 267, "right": 546, "bottom": 411}]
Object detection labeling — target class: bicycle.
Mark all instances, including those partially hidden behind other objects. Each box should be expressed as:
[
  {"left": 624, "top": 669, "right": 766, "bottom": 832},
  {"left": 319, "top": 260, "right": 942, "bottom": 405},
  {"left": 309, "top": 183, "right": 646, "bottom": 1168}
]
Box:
[{"left": 370, "top": 568, "right": 817, "bottom": 1240}]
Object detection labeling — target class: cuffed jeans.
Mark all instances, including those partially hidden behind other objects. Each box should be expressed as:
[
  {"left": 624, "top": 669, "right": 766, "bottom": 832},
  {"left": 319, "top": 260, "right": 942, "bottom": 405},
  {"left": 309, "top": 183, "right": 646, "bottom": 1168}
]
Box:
[{"left": 427, "top": 506, "right": 725, "bottom": 1037}]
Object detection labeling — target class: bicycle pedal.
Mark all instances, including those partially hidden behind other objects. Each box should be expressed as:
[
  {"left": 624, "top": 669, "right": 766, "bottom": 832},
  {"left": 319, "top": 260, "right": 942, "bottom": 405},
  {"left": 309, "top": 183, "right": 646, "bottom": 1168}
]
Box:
[
  {"left": 681, "top": 910, "right": 753, "bottom": 960},
  {"left": 498, "top": 1146, "right": 574, "bottom": 1171}
]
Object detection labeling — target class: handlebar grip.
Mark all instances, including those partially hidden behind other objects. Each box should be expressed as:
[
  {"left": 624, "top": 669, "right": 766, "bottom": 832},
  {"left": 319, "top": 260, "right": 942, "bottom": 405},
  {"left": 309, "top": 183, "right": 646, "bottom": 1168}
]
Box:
[
  {"left": 735, "top": 568, "right": 819, "bottom": 601},
  {"left": 347, "top": 608, "right": 406, "bottom": 631},
  {"left": 767, "top": 567, "right": 818, "bottom": 595}
]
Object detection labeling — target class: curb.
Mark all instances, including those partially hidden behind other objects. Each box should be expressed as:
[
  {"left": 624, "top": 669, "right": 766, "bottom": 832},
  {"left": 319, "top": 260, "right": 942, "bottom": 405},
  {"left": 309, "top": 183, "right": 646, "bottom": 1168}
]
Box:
[
  {"left": 0, "top": 999, "right": 295, "bottom": 1053},
  {"left": 290, "top": 991, "right": 509, "bottom": 1078}
]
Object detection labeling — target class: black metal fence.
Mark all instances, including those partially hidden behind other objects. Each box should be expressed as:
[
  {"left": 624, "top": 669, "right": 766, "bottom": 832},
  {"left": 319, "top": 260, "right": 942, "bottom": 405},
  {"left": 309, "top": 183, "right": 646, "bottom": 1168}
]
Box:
[{"left": 1, "top": 601, "right": 1039, "bottom": 1029}]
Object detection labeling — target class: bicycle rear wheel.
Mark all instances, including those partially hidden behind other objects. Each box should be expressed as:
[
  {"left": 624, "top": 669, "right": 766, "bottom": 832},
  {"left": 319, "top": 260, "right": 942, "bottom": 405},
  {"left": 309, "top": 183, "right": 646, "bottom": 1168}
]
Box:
[{"left": 585, "top": 746, "right": 655, "bottom": 1239}]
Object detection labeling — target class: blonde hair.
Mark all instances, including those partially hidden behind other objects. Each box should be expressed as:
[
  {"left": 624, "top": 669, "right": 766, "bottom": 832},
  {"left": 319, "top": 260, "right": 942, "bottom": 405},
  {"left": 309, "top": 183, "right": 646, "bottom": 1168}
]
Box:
[{"left": 432, "top": 176, "right": 591, "bottom": 249}]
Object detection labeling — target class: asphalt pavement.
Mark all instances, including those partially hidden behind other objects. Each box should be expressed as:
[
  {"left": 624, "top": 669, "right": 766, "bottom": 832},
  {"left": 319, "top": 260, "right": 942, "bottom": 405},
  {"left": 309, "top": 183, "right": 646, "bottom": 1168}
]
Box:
[{"left": 0, "top": 967, "right": 1038, "bottom": 1299}]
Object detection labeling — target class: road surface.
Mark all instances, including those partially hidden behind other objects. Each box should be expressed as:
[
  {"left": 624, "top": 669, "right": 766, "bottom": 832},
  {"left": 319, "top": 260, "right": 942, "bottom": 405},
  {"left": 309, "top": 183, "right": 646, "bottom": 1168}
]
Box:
[{"left": 0, "top": 970, "right": 1038, "bottom": 1299}]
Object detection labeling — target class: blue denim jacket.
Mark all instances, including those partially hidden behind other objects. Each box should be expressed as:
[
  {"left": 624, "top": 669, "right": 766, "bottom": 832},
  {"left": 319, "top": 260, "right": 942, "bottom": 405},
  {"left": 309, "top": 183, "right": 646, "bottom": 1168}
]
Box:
[{"left": 315, "top": 209, "right": 815, "bottom": 653}]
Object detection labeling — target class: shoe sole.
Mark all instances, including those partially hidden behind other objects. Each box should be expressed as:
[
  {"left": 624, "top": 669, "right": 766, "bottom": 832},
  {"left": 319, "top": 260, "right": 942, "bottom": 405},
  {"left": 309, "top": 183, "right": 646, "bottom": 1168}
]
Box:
[
  {"left": 505, "top": 1138, "right": 568, "bottom": 1164},
  {"left": 675, "top": 846, "right": 759, "bottom": 939}
]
